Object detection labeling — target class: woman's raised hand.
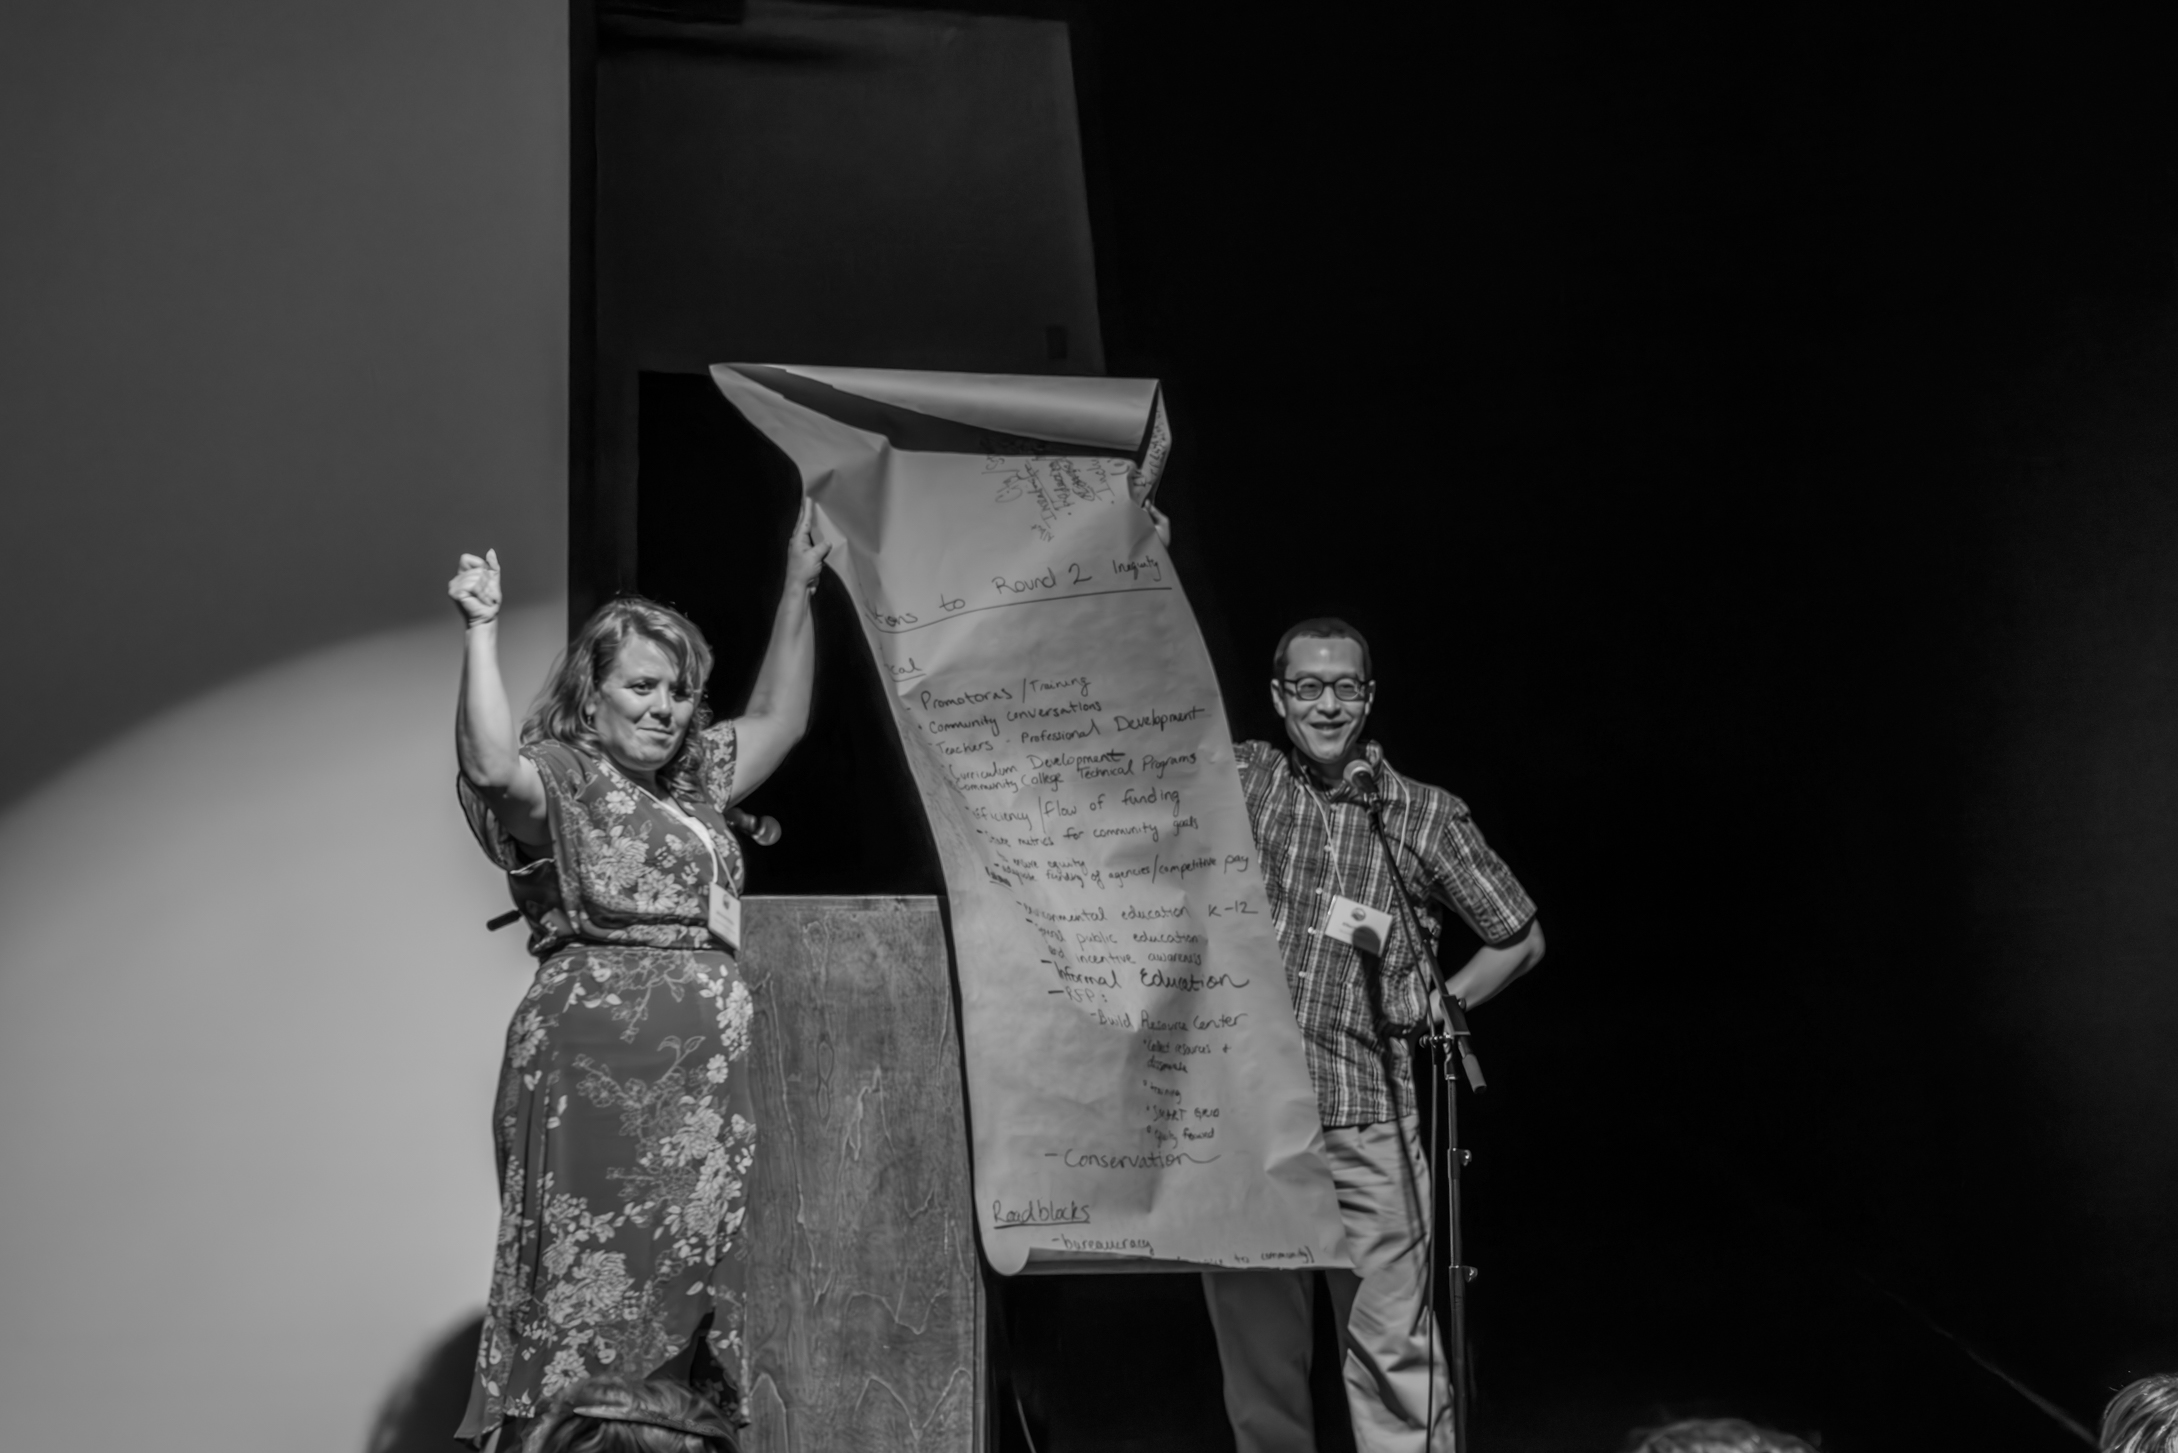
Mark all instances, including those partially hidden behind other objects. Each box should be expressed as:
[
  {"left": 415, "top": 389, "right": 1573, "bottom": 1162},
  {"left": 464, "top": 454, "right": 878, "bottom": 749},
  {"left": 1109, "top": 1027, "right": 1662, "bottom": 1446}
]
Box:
[
  {"left": 783, "top": 498, "right": 832, "bottom": 593},
  {"left": 449, "top": 549, "right": 504, "bottom": 626}
]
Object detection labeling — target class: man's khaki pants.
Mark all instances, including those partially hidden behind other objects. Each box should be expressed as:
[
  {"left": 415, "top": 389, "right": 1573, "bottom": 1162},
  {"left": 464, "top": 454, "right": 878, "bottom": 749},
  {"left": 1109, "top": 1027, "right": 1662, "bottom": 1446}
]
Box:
[{"left": 1201, "top": 1118, "right": 1454, "bottom": 1452}]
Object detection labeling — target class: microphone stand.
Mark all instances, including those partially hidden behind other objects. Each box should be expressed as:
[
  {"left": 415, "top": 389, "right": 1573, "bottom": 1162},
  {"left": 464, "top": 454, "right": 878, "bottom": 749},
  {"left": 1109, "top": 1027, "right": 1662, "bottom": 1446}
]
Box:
[{"left": 1359, "top": 784, "right": 1479, "bottom": 1453}]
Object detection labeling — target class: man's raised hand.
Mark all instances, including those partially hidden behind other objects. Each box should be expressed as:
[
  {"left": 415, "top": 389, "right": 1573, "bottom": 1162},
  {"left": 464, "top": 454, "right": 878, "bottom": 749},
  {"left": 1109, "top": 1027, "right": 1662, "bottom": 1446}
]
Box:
[{"left": 449, "top": 548, "right": 503, "bottom": 626}]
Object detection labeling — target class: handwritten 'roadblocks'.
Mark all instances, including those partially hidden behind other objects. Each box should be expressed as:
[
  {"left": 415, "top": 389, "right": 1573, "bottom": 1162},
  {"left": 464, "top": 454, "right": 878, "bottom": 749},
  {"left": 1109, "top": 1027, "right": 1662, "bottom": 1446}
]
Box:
[{"left": 710, "top": 365, "right": 1347, "bottom": 1274}]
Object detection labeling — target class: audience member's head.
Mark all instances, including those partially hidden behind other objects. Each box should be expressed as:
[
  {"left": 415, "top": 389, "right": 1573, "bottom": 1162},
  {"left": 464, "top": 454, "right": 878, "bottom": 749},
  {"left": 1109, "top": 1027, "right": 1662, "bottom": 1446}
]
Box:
[
  {"left": 523, "top": 1375, "right": 739, "bottom": 1453},
  {"left": 1625, "top": 1417, "right": 1819, "bottom": 1453},
  {"left": 2102, "top": 1375, "right": 2178, "bottom": 1453}
]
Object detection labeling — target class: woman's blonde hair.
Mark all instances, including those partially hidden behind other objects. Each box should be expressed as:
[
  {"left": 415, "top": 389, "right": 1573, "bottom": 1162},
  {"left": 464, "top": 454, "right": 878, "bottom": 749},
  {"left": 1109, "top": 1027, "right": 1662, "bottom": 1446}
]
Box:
[{"left": 525, "top": 596, "right": 716, "bottom": 800}]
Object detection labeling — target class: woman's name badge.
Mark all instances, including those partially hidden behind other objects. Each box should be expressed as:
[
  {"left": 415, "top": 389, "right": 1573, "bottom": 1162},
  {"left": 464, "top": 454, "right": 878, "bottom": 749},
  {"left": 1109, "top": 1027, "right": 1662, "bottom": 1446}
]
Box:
[
  {"left": 708, "top": 882, "right": 742, "bottom": 953},
  {"left": 1324, "top": 894, "right": 1394, "bottom": 955}
]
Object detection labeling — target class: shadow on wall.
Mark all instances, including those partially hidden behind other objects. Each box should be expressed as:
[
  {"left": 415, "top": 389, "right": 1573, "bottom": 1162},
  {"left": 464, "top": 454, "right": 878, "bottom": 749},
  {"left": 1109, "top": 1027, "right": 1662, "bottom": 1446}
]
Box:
[
  {"left": 367, "top": 1313, "right": 486, "bottom": 1453},
  {"left": 0, "top": 602, "right": 563, "bottom": 1453}
]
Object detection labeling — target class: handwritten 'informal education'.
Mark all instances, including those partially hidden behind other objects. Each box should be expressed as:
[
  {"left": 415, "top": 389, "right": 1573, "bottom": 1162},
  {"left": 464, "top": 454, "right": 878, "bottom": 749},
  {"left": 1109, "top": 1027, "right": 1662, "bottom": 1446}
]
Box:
[{"left": 708, "top": 365, "right": 1346, "bottom": 1275}]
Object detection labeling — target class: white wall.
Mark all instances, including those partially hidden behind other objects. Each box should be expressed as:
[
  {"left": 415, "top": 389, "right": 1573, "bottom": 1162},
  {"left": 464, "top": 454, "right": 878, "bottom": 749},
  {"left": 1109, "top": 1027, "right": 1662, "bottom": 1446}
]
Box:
[{"left": 0, "top": 604, "right": 568, "bottom": 1449}]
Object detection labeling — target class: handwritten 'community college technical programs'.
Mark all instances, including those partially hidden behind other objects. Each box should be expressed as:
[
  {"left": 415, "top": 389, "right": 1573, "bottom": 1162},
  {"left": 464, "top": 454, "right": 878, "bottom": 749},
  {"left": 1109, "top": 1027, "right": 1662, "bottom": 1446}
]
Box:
[{"left": 710, "top": 364, "right": 1348, "bottom": 1274}]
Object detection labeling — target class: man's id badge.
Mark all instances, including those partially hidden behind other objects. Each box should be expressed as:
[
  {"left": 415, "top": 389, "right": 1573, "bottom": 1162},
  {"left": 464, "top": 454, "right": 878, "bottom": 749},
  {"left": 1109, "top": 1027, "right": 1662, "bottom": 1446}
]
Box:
[
  {"left": 1324, "top": 894, "right": 1394, "bottom": 955},
  {"left": 708, "top": 882, "right": 743, "bottom": 954}
]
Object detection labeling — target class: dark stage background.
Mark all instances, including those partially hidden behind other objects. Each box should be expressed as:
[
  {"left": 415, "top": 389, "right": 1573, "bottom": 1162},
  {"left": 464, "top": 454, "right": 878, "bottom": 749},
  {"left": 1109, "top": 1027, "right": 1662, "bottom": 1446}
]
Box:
[{"left": 611, "top": 7, "right": 2178, "bottom": 1451}]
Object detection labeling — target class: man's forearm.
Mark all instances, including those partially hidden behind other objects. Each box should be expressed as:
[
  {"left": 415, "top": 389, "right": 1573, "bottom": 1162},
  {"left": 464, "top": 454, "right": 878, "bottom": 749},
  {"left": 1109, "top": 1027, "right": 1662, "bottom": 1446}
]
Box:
[{"left": 1439, "top": 919, "right": 1545, "bottom": 1010}]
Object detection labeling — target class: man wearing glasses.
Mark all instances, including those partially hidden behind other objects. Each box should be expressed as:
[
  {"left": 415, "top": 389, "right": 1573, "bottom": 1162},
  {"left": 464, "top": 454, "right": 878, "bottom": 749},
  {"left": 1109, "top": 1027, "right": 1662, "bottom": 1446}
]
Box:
[{"left": 1202, "top": 616, "right": 1546, "bottom": 1453}]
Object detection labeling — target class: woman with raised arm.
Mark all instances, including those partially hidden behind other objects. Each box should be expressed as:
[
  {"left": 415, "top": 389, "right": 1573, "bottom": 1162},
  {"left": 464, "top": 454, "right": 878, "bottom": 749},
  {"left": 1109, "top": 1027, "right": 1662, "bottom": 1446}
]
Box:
[{"left": 446, "top": 502, "right": 829, "bottom": 1452}]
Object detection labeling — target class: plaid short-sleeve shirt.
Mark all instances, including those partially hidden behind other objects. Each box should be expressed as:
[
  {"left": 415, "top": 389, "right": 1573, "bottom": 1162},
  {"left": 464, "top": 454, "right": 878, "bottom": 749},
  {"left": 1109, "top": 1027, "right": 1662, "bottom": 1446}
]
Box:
[{"left": 1235, "top": 738, "right": 1537, "bottom": 1127}]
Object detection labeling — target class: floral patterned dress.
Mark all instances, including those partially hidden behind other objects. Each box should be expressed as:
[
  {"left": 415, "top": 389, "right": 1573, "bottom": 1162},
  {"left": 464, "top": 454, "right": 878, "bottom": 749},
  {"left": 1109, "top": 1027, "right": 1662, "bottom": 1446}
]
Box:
[{"left": 453, "top": 727, "right": 753, "bottom": 1446}]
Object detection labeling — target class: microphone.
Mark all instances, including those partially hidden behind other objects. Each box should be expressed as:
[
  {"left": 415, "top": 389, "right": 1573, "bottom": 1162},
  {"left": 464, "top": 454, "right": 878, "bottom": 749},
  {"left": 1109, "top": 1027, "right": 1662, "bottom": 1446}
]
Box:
[
  {"left": 726, "top": 807, "right": 782, "bottom": 846},
  {"left": 1443, "top": 995, "right": 1486, "bottom": 1093},
  {"left": 1342, "top": 758, "right": 1381, "bottom": 801}
]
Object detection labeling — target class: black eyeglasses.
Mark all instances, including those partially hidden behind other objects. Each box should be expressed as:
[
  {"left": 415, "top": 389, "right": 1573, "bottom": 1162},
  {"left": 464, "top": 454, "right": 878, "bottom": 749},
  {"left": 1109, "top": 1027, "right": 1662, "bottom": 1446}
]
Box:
[{"left": 1280, "top": 677, "right": 1371, "bottom": 702}]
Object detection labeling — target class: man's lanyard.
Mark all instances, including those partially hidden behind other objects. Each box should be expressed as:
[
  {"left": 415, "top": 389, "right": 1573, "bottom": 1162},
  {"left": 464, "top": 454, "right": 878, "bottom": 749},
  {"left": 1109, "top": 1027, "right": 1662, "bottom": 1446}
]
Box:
[{"left": 1285, "top": 756, "right": 1404, "bottom": 958}]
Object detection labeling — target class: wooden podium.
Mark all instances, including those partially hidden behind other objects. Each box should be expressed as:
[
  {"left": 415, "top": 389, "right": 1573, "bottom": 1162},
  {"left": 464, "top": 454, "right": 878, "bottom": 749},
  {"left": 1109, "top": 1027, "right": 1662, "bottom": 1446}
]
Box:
[{"left": 739, "top": 896, "right": 983, "bottom": 1453}]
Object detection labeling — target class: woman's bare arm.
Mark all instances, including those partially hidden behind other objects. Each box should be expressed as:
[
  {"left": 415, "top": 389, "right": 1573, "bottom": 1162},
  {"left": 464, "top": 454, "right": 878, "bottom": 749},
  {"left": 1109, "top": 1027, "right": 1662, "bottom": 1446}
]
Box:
[
  {"left": 727, "top": 500, "right": 832, "bottom": 803},
  {"left": 450, "top": 549, "right": 549, "bottom": 846}
]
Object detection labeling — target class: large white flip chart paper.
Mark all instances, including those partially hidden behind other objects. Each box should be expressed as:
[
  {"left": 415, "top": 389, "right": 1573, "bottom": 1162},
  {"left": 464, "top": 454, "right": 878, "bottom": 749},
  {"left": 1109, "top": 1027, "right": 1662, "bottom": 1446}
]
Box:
[{"left": 710, "top": 364, "right": 1347, "bottom": 1274}]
